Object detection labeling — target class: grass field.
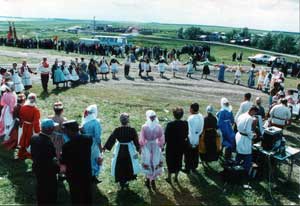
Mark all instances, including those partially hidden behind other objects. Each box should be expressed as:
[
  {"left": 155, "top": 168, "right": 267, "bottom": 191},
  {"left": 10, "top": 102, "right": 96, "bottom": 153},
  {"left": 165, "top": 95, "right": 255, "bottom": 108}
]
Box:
[
  {"left": 0, "top": 19, "right": 299, "bottom": 204},
  {"left": 0, "top": 60, "right": 299, "bottom": 205}
]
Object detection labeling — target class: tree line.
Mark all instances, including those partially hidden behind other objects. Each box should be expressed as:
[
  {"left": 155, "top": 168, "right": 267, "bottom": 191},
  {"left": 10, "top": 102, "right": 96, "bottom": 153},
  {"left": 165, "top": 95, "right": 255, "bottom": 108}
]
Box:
[{"left": 177, "top": 27, "right": 300, "bottom": 56}]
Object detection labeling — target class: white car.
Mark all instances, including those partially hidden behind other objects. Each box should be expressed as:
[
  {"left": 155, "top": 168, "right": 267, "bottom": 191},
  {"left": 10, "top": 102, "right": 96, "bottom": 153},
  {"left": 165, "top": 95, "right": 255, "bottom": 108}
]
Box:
[{"left": 248, "top": 54, "right": 276, "bottom": 64}]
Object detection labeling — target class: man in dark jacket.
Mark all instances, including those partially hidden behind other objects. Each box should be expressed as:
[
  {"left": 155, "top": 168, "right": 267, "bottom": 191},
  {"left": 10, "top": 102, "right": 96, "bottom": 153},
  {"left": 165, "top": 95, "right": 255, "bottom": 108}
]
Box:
[
  {"left": 30, "top": 118, "right": 60, "bottom": 205},
  {"left": 60, "top": 120, "right": 93, "bottom": 205}
]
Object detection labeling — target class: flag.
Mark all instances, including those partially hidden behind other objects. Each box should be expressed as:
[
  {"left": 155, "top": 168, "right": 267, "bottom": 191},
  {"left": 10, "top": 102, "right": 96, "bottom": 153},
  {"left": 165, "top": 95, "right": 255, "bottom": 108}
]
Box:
[
  {"left": 12, "top": 22, "right": 17, "bottom": 40},
  {"left": 7, "top": 21, "right": 13, "bottom": 40}
]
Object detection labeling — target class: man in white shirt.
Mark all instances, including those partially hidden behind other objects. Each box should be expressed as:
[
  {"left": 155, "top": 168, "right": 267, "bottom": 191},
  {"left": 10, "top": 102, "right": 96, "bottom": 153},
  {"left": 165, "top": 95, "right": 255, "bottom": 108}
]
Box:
[
  {"left": 183, "top": 103, "right": 204, "bottom": 174},
  {"left": 38, "top": 57, "right": 50, "bottom": 93},
  {"left": 269, "top": 98, "right": 291, "bottom": 129},
  {"left": 235, "top": 93, "right": 253, "bottom": 123},
  {"left": 235, "top": 106, "right": 259, "bottom": 173}
]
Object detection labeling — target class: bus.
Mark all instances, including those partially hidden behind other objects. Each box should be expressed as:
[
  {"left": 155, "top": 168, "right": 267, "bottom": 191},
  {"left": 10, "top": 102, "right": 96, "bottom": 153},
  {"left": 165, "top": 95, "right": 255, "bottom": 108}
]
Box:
[{"left": 94, "top": 35, "right": 128, "bottom": 46}]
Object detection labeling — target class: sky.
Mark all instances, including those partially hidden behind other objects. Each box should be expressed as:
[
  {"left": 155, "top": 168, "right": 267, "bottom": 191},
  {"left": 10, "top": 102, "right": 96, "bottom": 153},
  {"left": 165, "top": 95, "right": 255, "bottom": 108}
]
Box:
[{"left": 0, "top": 0, "right": 299, "bottom": 32}]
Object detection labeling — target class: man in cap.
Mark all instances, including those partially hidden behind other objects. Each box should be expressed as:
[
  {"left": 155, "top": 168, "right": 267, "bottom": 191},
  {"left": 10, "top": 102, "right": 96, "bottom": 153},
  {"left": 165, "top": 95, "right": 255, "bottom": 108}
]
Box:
[
  {"left": 30, "top": 119, "right": 60, "bottom": 205},
  {"left": 60, "top": 120, "right": 93, "bottom": 204}
]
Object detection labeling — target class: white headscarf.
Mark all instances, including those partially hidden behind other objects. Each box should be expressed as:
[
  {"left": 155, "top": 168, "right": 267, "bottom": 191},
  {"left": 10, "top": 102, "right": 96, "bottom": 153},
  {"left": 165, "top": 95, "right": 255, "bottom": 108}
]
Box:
[
  {"left": 145, "top": 110, "right": 159, "bottom": 130},
  {"left": 24, "top": 93, "right": 37, "bottom": 106},
  {"left": 82, "top": 104, "right": 98, "bottom": 125},
  {"left": 220, "top": 97, "right": 232, "bottom": 112}
]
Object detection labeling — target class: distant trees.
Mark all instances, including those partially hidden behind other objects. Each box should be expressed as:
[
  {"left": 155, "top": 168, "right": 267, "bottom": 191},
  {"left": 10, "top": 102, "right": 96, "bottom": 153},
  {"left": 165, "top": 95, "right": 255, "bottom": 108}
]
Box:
[
  {"left": 177, "top": 27, "right": 206, "bottom": 40},
  {"left": 177, "top": 26, "right": 299, "bottom": 55},
  {"left": 252, "top": 32, "right": 298, "bottom": 55}
]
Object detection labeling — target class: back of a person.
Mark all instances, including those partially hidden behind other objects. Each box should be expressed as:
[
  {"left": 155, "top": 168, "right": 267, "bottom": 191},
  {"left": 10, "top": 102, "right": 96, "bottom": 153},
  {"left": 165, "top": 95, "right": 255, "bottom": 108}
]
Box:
[
  {"left": 20, "top": 105, "right": 35, "bottom": 122},
  {"left": 63, "top": 136, "right": 92, "bottom": 182},
  {"left": 167, "top": 120, "right": 188, "bottom": 147}
]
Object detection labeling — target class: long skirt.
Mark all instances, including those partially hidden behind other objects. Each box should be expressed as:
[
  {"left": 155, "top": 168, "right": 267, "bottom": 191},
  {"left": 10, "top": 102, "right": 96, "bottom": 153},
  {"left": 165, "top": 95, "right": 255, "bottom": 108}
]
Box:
[
  {"left": 2, "top": 120, "right": 22, "bottom": 150},
  {"left": 91, "top": 141, "right": 102, "bottom": 176},
  {"left": 100, "top": 64, "right": 109, "bottom": 74},
  {"left": 111, "top": 141, "right": 141, "bottom": 182},
  {"left": 141, "top": 140, "right": 163, "bottom": 180},
  {"left": 22, "top": 72, "right": 32, "bottom": 87},
  {"left": 199, "top": 129, "right": 219, "bottom": 162},
  {"left": 218, "top": 68, "right": 225, "bottom": 81},
  {"left": 111, "top": 63, "right": 119, "bottom": 74},
  {"left": 0, "top": 106, "right": 14, "bottom": 138},
  {"left": 54, "top": 69, "right": 65, "bottom": 84},
  {"left": 203, "top": 65, "right": 210, "bottom": 75}
]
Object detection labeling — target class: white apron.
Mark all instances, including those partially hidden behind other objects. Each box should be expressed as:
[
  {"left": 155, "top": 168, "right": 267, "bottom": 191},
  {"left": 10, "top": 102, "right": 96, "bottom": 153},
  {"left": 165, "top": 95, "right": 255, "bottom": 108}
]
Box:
[
  {"left": 158, "top": 63, "right": 165, "bottom": 73},
  {"left": 141, "top": 140, "right": 163, "bottom": 177},
  {"left": 111, "top": 141, "right": 141, "bottom": 176},
  {"left": 111, "top": 63, "right": 119, "bottom": 73},
  {"left": 22, "top": 67, "right": 32, "bottom": 86},
  {"left": 187, "top": 63, "right": 193, "bottom": 74},
  {"left": 12, "top": 73, "right": 24, "bottom": 93},
  {"left": 100, "top": 63, "right": 109, "bottom": 73}
]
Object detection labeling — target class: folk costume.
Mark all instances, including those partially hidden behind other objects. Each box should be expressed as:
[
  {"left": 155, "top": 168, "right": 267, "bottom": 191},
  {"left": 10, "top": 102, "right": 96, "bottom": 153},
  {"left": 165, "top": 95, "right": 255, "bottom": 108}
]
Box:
[
  {"left": 104, "top": 113, "right": 141, "bottom": 188},
  {"left": 184, "top": 110, "right": 204, "bottom": 172},
  {"left": 139, "top": 110, "right": 164, "bottom": 189},
  {"left": 81, "top": 105, "right": 103, "bottom": 182},
  {"left": 18, "top": 93, "right": 41, "bottom": 160}
]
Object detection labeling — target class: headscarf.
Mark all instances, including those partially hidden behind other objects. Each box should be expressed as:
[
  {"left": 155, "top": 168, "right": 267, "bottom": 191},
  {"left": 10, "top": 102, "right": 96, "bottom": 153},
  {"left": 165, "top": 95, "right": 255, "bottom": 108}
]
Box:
[
  {"left": 145, "top": 110, "right": 159, "bottom": 130},
  {"left": 82, "top": 104, "right": 98, "bottom": 125},
  {"left": 53, "top": 101, "right": 64, "bottom": 110},
  {"left": 206, "top": 105, "right": 214, "bottom": 114},
  {"left": 120, "top": 113, "right": 129, "bottom": 125},
  {"left": 25, "top": 93, "right": 37, "bottom": 106},
  {"left": 220, "top": 97, "right": 232, "bottom": 112}
]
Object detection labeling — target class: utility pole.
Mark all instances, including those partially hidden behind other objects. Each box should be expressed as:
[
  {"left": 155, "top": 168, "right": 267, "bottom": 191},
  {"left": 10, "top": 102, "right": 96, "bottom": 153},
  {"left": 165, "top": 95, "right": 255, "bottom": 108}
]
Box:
[{"left": 93, "top": 16, "right": 96, "bottom": 38}]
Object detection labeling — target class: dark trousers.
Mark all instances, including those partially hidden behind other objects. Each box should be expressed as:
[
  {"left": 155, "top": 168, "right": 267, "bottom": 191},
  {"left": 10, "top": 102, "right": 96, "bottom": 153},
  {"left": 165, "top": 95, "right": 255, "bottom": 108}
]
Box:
[
  {"left": 124, "top": 65, "right": 130, "bottom": 76},
  {"left": 236, "top": 153, "right": 252, "bottom": 172},
  {"left": 41, "top": 74, "right": 49, "bottom": 92},
  {"left": 69, "top": 180, "right": 92, "bottom": 205},
  {"left": 184, "top": 145, "right": 199, "bottom": 170},
  {"left": 36, "top": 172, "right": 57, "bottom": 205}
]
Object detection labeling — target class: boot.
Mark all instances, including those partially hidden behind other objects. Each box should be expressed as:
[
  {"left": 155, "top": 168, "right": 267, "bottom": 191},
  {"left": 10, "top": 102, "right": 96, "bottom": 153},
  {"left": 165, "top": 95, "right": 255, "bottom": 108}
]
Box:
[
  {"left": 145, "top": 178, "right": 150, "bottom": 188},
  {"left": 151, "top": 180, "right": 157, "bottom": 191}
]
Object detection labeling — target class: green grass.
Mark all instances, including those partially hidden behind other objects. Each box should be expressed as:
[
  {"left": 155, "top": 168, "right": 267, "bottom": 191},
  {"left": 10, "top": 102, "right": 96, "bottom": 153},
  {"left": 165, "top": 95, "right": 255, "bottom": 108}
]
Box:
[{"left": 0, "top": 78, "right": 299, "bottom": 205}]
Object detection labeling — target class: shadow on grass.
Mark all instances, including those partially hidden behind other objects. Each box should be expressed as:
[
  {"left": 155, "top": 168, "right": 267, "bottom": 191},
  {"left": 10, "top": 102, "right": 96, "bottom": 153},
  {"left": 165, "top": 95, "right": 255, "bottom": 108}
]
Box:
[
  {"left": 187, "top": 170, "right": 232, "bottom": 206},
  {"left": 125, "top": 76, "right": 135, "bottom": 81},
  {"left": 115, "top": 188, "right": 147, "bottom": 206},
  {"left": 0, "top": 148, "right": 35, "bottom": 204},
  {"left": 172, "top": 181, "right": 201, "bottom": 205},
  {"left": 149, "top": 190, "right": 174, "bottom": 206},
  {"left": 92, "top": 184, "right": 109, "bottom": 206}
]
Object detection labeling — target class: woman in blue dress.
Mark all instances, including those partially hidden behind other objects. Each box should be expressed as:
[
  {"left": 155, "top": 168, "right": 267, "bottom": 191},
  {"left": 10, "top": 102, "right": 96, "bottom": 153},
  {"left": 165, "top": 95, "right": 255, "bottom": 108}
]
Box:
[
  {"left": 216, "top": 97, "right": 235, "bottom": 160},
  {"left": 81, "top": 104, "right": 103, "bottom": 184},
  {"left": 216, "top": 62, "right": 228, "bottom": 82},
  {"left": 52, "top": 59, "right": 65, "bottom": 89},
  {"left": 248, "top": 63, "right": 256, "bottom": 88}
]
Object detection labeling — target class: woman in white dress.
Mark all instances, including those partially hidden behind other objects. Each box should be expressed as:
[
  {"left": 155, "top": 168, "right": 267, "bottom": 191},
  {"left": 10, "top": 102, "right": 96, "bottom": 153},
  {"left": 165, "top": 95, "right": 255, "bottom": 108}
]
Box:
[
  {"left": 171, "top": 58, "right": 181, "bottom": 78},
  {"left": 156, "top": 57, "right": 168, "bottom": 78},
  {"left": 139, "top": 110, "right": 164, "bottom": 190},
  {"left": 19, "top": 60, "right": 36, "bottom": 90},
  {"left": 61, "top": 61, "right": 71, "bottom": 88},
  {"left": 110, "top": 56, "right": 121, "bottom": 79},
  {"left": 99, "top": 56, "right": 109, "bottom": 80},
  {"left": 10, "top": 63, "right": 24, "bottom": 94}
]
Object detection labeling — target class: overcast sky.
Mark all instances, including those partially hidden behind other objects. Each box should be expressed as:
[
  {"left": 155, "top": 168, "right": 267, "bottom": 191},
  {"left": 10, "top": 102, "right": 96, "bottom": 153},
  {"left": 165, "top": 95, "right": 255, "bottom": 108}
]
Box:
[{"left": 0, "top": 0, "right": 299, "bottom": 32}]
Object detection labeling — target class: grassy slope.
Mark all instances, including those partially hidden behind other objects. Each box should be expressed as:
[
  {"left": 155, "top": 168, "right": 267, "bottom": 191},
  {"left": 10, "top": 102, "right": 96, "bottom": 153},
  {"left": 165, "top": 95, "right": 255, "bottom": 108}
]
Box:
[{"left": 0, "top": 72, "right": 299, "bottom": 205}]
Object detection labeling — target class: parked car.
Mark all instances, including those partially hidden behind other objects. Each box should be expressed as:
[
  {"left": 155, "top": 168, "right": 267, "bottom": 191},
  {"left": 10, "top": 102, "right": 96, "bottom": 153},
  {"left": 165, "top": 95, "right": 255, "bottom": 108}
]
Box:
[{"left": 248, "top": 53, "right": 275, "bottom": 64}]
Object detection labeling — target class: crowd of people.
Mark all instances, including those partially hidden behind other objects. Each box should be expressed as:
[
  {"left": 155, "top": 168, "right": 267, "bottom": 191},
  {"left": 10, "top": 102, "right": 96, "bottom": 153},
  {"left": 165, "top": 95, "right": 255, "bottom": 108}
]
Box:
[{"left": 0, "top": 71, "right": 297, "bottom": 204}]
